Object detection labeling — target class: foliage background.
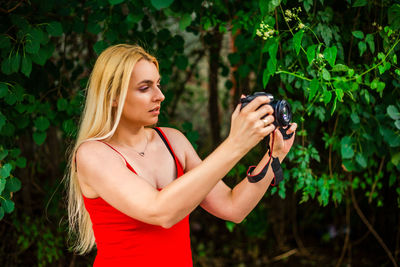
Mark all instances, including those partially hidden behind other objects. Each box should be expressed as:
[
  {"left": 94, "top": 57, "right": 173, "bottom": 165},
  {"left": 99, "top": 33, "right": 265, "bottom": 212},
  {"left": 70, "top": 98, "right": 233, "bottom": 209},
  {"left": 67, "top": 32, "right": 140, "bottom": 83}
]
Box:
[{"left": 0, "top": 0, "right": 399, "bottom": 266}]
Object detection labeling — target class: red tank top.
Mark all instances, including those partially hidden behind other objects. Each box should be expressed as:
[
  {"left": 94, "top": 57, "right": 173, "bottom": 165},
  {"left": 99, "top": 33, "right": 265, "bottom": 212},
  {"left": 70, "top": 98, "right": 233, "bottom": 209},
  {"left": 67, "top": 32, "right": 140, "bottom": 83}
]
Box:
[{"left": 83, "top": 127, "right": 193, "bottom": 266}]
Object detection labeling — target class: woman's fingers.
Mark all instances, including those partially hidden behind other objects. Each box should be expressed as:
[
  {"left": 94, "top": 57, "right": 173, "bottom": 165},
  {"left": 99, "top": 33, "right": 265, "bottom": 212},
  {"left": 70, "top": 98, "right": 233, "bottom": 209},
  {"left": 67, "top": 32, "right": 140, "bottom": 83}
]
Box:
[
  {"left": 254, "top": 104, "right": 274, "bottom": 120},
  {"left": 240, "top": 96, "right": 270, "bottom": 113},
  {"left": 286, "top": 122, "right": 298, "bottom": 134},
  {"left": 231, "top": 103, "right": 241, "bottom": 120}
]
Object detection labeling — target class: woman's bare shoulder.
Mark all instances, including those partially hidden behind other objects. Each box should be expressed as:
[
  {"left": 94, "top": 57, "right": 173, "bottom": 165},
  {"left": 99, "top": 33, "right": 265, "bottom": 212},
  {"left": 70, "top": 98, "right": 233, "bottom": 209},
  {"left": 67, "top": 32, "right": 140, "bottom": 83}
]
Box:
[
  {"left": 76, "top": 140, "right": 122, "bottom": 172},
  {"left": 156, "top": 127, "right": 192, "bottom": 149}
]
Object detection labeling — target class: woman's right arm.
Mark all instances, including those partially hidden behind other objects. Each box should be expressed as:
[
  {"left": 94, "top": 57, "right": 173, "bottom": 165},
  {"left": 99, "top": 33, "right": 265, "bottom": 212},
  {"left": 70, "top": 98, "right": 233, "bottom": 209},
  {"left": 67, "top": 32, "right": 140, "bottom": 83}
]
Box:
[{"left": 77, "top": 96, "right": 274, "bottom": 228}]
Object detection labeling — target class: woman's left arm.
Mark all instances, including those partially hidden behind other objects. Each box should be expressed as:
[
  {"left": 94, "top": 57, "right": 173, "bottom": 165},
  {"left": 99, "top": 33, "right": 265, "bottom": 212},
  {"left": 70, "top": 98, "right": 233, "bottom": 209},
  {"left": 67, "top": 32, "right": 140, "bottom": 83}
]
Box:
[{"left": 169, "top": 123, "right": 297, "bottom": 223}]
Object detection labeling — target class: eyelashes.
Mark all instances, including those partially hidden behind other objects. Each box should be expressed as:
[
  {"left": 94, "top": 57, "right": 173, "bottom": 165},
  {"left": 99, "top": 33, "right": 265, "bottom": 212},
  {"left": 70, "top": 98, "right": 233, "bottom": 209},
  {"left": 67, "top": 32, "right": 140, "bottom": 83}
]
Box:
[{"left": 138, "top": 84, "right": 162, "bottom": 91}]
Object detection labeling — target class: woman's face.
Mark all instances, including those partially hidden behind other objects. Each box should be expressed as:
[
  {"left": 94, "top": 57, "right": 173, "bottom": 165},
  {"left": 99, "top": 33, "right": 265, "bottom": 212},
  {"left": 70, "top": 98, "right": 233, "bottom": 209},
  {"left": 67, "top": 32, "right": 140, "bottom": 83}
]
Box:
[{"left": 119, "top": 59, "right": 165, "bottom": 127}]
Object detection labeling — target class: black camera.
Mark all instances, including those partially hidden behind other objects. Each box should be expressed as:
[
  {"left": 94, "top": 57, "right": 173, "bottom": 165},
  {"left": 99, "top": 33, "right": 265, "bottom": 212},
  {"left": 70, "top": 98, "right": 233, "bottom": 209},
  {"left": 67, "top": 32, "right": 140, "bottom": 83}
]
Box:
[{"left": 240, "top": 92, "right": 293, "bottom": 139}]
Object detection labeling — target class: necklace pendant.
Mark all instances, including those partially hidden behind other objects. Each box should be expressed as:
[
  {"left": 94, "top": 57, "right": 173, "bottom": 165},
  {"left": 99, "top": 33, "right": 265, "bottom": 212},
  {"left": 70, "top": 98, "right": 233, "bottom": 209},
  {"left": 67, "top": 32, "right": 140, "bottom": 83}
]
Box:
[{"left": 139, "top": 152, "right": 145, "bottom": 156}]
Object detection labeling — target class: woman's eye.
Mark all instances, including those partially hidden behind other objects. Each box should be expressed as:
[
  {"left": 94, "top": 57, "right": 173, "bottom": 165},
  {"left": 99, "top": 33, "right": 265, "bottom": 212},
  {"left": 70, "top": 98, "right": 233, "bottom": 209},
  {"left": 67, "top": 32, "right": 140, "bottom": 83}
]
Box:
[{"left": 139, "top": 86, "right": 149, "bottom": 91}]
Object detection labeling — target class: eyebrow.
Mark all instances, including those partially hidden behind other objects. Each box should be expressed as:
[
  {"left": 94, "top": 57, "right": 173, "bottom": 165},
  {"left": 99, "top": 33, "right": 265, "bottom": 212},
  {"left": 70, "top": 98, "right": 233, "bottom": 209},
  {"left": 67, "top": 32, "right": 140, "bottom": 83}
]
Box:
[{"left": 137, "top": 77, "right": 161, "bottom": 86}]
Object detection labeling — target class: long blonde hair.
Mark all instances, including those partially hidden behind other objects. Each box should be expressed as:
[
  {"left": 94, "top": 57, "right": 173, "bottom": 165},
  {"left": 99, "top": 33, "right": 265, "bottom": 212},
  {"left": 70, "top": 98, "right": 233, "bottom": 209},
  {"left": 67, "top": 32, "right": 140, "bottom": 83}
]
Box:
[{"left": 66, "top": 44, "right": 159, "bottom": 254}]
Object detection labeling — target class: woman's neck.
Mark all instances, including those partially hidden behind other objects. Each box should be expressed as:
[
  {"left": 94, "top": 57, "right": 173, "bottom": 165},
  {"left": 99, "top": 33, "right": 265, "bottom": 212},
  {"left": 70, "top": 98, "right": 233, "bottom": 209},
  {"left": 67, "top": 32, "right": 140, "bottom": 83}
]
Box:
[{"left": 109, "top": 124, "right": 148, "bottom": 148}]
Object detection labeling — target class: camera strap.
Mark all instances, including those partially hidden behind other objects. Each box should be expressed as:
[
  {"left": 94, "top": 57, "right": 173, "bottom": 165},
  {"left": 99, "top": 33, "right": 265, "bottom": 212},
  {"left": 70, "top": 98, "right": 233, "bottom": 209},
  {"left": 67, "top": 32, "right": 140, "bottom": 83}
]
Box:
[{"left": 246, "top": 131, "right": 284, "bottom": 186}]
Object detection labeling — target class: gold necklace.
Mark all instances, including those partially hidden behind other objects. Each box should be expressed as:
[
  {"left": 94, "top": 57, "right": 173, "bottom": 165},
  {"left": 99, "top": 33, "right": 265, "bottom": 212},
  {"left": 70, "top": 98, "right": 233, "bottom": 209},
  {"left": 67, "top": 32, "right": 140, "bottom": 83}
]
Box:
[{"left": 132, "top": 133, "right": 148, "bottom": 157}]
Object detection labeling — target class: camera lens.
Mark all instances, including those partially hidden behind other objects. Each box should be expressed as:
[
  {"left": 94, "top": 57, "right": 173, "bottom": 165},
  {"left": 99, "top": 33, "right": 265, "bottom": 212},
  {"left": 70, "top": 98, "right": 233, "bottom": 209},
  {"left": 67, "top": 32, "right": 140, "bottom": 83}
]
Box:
[{"left": 276, "top": 100, "right": 292, "bottom": 127}]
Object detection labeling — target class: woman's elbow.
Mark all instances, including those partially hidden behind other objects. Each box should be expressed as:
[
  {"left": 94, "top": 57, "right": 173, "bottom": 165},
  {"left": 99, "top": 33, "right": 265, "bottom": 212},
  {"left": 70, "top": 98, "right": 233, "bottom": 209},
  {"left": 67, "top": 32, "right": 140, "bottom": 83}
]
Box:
[
  {"left": 160, "top": 221, "right": 174, "bottom": 229},
  {"left": 230, "top": 216, "right": 245, "bottom": 224}
]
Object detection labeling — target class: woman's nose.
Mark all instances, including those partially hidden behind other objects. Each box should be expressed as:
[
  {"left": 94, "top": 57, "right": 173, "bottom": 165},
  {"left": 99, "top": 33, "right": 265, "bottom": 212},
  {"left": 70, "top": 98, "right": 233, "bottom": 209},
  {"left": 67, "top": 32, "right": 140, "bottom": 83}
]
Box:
[{"left": 154, "top": 87, "right": 165, "bottom": 102}]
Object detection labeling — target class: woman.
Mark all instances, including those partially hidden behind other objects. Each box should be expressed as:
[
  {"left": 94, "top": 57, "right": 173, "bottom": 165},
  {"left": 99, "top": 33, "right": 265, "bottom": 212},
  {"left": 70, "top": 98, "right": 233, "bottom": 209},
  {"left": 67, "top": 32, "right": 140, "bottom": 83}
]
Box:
[{"left": 67, "top": 44, "right": 297, "bottom": 266}]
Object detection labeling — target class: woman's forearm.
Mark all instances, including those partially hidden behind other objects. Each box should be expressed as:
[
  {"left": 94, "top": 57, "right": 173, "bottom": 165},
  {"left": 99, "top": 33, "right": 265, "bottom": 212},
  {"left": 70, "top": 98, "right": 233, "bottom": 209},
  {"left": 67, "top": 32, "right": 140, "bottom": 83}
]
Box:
[
  {"left": 228, "top": 151, "right": 285, "bottom": 223},
  {"left": 154, "top": 137, "right": 246, "bottom": 228}
]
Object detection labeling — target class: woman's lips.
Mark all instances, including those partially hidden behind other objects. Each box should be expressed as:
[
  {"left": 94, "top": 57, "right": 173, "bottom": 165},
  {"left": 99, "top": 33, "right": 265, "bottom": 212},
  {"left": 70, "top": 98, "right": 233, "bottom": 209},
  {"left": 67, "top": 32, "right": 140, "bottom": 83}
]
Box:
[{"left": 149, "top": 107, "right": 160, "bottom": 115}]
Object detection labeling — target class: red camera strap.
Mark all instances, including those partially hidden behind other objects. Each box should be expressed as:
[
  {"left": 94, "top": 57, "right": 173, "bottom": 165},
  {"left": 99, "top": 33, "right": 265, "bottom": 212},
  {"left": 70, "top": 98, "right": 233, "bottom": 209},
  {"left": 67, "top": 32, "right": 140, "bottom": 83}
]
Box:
[{"left": 246, "top": 130, "right": 284, "bottom": 186}]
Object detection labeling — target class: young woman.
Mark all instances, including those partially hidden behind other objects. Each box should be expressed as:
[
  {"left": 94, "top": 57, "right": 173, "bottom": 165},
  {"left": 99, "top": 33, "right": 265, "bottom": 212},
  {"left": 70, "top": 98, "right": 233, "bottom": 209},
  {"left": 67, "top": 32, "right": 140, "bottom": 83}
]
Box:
[{"left": 67, "top": 44, "right": 297, "bottom": 266}]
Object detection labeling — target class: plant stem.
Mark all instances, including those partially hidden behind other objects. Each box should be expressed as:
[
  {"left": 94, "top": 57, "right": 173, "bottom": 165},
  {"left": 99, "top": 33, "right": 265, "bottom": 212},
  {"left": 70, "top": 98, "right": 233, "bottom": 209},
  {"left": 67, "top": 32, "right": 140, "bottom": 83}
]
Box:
[
  {"left": 275, "top": 70, "right": 311, "bottom": 81},
  {"left": 350, "top": 178, "right": 398, "bottom": 267}
]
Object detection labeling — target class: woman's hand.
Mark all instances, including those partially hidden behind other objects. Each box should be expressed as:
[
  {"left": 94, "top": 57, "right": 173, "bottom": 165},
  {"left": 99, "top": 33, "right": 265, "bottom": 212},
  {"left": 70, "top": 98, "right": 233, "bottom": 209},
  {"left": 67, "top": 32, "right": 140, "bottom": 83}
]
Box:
[
  {"left": 271, "top": 123, "right": 298, "bottom": 160},
  {"left": 228, "top": 95, "right": 276, "bottom": 154}
]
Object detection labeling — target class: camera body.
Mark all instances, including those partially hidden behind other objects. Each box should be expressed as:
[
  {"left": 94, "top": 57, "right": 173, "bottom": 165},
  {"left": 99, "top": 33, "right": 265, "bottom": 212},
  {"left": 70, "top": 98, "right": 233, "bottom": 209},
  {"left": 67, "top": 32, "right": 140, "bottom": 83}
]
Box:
[{"left": 240, "top": 92, "right": 292, "bottom": 127}]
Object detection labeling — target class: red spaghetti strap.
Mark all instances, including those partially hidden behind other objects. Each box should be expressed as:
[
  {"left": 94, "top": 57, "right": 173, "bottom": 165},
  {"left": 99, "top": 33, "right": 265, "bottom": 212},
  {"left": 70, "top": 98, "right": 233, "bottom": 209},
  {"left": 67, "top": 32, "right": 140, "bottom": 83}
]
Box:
[{"left": 98, "top": 141, "right": 137, "bottom": 174}]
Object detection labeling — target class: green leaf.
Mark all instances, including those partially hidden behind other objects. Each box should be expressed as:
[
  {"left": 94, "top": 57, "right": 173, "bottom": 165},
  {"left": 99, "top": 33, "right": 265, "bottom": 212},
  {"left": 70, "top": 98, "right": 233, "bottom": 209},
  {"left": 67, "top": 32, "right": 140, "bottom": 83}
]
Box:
[
  {"left": 365, "top": 34, "right": 375, "bottom": 53},
  {"left": 268, "top": 40, "right": 278, "bottom": 58},
  {"left": 378, "top": 64, "right": 386, "bottom": 75},
  {"left": 15, "top": 157, "right": 26, "bottom": 168},
  {"left": 0, "top": 178, "right": 6, "bottom": 194},
  {"left": 0, "top": 163, "right": 12, "bottom": 179},
  {"left": 228, "top": 53, "right": 240, "bottom": 65},
  {"left": 341, "top": 136, "right": 354, "bottom": 159},
  {"left": 33, "top": 131, "right": 47, "bottom": 145},
  {"left": 5, "top": 90, "right": 17, "bottom": 105},
  {"left": 0, "top": 113, "right": 5, "bottom": 131},
  {"left": 0, "top": 207, "right": 4, "bottom": 220},
  {"left": 392, "top": 152, "right": 400, "bottom": 167},
  {"left": 46, "top": 21, "right": 63, "bottom": 36},
  {"left": 6, "top": 177, "right": 21, "bottom": 192},
  {"left": 25, "top": 36, "right": 40, "bottom": 54},
  {"left": 31, "top": 44, "right": 53, "bottom": 66},
  {"left": 179, "top": 13, "right": 192, "bottom": 31},
  {"left": 335, "top": 88, "right": 344, "bottom": 101},
  {"left": 11, "top": 53, "right": 21, "bottom": 73},
  {"left": 306, "top": 44, "right": 317, "bottom": 65},
  {"left": 350, "top": 113, "right": 360, "bottom": 124},
  {"left": 323, "top": 46, "right": 337, "bottom": 67},
  {"left": 293, "top": 30, "right": 304, "bottom": 55},
  {"left": 0, "top": 83, "right": 7, "bottom": 98},
  {"left": 62, "top": 119, "right": 76, "bottom": 136},
  {"left": 1, "top": 199, "right": 15, "bottom": 214},
  {"left": 380, "top": 127, "right": 400, "bottom": 147},
  {"left": 225, "top": 221, "right": 236, "bottom": 232},
  {"left": 348, "top": 68, "right": 355, "bottom": 77},
  {"left": 0, "top": 35, "right": 11, "bottom": 50},
  {"left": 322, "top": 68, "right": 331, "bottom": 80},
  {"left": 126, "top": 13, "right": 144, "bottom": 26},
  {"left": 34, "top": 116, "right": 50, "bottom": 131},
  {"left": 370, "top": 79, "right": 378, "bottom": 89},
  {"left": 267, "top": 57, "right": 277, "bottom": 75},
  {"left": 21, "top": 55, "right": 32, "bottom": 77},
  {"left": 353, "top": 0, "right": 367, "bottom": 7},
  {"left": 332, "top": 64, "right": 348, "bottom": 72},
  {"left": 238, "top": 64, "right": 250, "bottom": 78},
  {"left": 57, "top": 98, "right": 68, "bottom": 111},
  {"left": 263, "top": 69, "right": 270, "bottom": 88},
  {"left": 388, "top": 4, "right": 400, "bottom": 31},
  {"left": 384, "top": 61, "right": 391, "bottom": 70},
  {"left": 109, "top": 0, "right": 124, "bottom": 4},
  {"left": 93, "top": 40, "right": 108, "bottom": 55},
  {"left": 358, "top": 41, "right": 367, "bottom": 56},
  {"left": 0, "top": 150, "right": 8, "bottom": 161},
  {"left": 309, "top": 78, "right": 319, "bottom": 100},
  {"left": 356, "top": 153, "right": 367, "bottom": 168},
  {"left": 323, "top": 90, "right": 332, "bottom": 104},
  {"left": 377, "top": 82, "right": 385, "bottom": 92},
  {"left": 176, "top": 55, "right": 188, "bottom": 70},
  {"left": 395, "top": 120, "right": 400, "bottom": 130},
  {"left": 1, "top": 57, "right": 13, "bottom": 75},
  {"left": 352, "top": 31, "right": 364, "bottom": 39},
  {"left": 151, "top": 0, "right": 174, "bottom": 10},
  {"left": 387, "top": 105, "right": 400, "bottom": 120}
]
